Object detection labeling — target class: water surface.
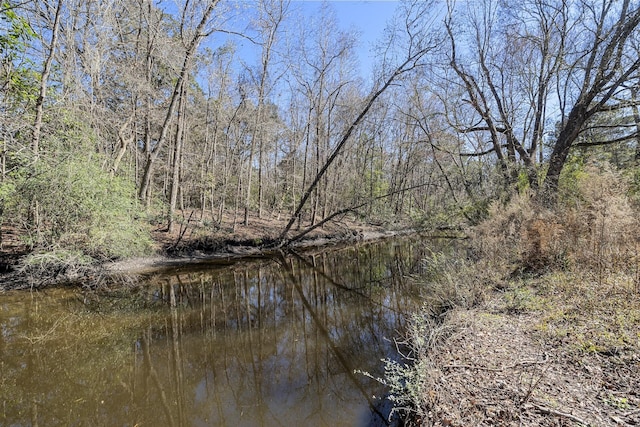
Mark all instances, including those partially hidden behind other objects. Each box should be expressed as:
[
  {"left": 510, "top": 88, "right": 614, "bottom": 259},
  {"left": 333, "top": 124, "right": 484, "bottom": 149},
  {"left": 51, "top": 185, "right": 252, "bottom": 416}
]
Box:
[{"left": 0, "top": 237, "right": 440, "bottom": 426}]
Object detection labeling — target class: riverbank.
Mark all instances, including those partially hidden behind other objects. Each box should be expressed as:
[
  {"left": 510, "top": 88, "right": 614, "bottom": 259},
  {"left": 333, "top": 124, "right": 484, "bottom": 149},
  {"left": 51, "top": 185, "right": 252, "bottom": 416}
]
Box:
[
  {"left": 4, "top": 203, "right": 638, "bottom": 426},
  {"left": 105, "top": 226, "right": 412, "bottom": 275},
  {"left": 405, "top": 267, "right": 640, "bottom": 426},
  {"left": 388, "top": 187, "right": 640, "bottom": 426},
  {"left": 0, "top": 212, "right": 425, "bottom": 290}
]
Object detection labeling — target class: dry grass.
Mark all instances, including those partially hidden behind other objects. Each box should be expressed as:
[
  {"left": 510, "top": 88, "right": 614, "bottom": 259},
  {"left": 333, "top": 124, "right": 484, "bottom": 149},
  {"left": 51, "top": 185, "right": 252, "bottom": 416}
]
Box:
[
  {"left": 391, "top": 164, "right": 640, "bottom": 426},
  {"left": 393, "top": 269, "right": 640, "bottom": 426},
  {"left": 473, "top": 164, "right": 639, "bottom": 276}
]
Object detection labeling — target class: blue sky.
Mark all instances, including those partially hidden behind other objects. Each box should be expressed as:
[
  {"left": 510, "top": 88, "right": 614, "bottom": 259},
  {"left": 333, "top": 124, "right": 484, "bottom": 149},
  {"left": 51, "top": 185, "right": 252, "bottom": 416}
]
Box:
[
  {"left": 303, "top": 1, "right": 399, "bottom": 41},
  {"left": 219, "top": 1, "right": 401, "bottom": 77},
  {"left": 296, "top": 1, "right": 400, "bottom": 76}
]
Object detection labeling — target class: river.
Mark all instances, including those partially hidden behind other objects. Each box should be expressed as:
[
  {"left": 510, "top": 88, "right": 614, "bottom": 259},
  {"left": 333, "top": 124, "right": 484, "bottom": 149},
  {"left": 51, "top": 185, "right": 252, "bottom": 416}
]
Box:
[{"left": 0, "top": 236, "right": 445, "bottom": 426}]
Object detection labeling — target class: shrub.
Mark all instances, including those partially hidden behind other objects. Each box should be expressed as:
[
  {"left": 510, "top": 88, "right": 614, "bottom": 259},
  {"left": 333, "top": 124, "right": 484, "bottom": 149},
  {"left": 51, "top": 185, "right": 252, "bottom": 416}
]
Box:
[
  {"left": 560, "top": 162, "right": 637, "bottom": 272},
  {"left": 418, "top": 251, "right": 487, "bottom": 316},
  {"left": 471, "top": 191, "right": 562, "bottom": 271},
  {"left": 379, "top": 310, "right": 453, "bottom": 424},
  {"left": 472, "top": 160, "right": 638, "bottom": 274},
  {"left": 14, "top": 152, "right": 153, "bottom": 260},
  {"left": 20, "top": 249, "right": 95, "bottom": 278}
]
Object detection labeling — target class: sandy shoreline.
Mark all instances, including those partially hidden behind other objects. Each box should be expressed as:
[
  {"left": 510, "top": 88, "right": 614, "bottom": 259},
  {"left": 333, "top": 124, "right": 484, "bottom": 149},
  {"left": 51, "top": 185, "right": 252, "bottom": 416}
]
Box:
[{"left": 104, "top": 229, "right": 410, "bottom": 275}]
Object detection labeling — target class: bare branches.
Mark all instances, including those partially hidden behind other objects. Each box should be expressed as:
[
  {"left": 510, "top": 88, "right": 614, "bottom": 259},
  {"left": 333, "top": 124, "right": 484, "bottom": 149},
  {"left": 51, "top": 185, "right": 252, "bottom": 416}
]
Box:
[
  {"left": 439, "top": 0, "right": 640, "bottom": 198},
  {"left": 278, "top": 3, "right": 441, "bottom": 243},
  {"left": 32, "top": 0, "right": 63, "bottom": 156},
  {"left": 544, "top": 1, "right": 640, "bottom": 197},
  {"left": 138, "top": 0, "right": 220, "bottom": 202}
]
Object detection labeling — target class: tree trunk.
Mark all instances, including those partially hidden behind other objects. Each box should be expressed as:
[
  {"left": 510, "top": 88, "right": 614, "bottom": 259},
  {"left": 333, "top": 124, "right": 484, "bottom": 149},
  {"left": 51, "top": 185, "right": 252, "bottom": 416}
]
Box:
[
  {"left": 138, "top": 1, "right": 218, "bottom": 205},
  {"left": 278, "top": 46, "right": 435, "bottom": 242},
  {"left": 541, "top": 105, "right": 587, "bottom": 202},
  {"left": 631, "top": 87, "right": 640, "bottom": 163},
  {"left": 32, "top": 0, "right": 64, "bottom": 155},
  {"left": 111, "top": 115, "right": 134, "bottom": 176},
  {"left": 168, "top": 81, "right": 187, "bottom": 233}
]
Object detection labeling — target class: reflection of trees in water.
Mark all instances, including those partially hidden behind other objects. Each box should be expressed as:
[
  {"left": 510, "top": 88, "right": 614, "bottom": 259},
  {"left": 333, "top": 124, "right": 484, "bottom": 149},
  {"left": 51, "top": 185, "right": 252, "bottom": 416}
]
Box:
[
  {"left": 0, "top": 292, "right": 151, "bottom": 426},
  {"left": 0, "top": 238, "right": 456, "bottom": 426},
  {"left": 128, "top": 239, "right": 436, "bottom": 425}
]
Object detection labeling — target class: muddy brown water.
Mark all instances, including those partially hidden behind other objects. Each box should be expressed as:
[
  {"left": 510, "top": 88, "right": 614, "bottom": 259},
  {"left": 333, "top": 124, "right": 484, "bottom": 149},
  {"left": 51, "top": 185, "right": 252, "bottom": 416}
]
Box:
[{"left": 0, "top": 237, "right": 447, "bottom": 426}]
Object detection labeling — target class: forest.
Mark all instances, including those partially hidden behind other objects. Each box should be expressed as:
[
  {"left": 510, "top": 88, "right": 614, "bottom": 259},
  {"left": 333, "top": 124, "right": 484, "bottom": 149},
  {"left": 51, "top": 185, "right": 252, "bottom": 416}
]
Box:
[
  {"left": 2, "top": 0, "right": 640, "bottom": 265},
  {"left": 3, "top": 1, "right": 640, "bottom": 425}
]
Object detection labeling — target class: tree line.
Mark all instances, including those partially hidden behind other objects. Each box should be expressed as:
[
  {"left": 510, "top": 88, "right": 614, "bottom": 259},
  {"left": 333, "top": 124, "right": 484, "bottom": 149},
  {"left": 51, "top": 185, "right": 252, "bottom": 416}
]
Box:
[{"left": 2, "top": 0, "right": 640, "bottom": 259}]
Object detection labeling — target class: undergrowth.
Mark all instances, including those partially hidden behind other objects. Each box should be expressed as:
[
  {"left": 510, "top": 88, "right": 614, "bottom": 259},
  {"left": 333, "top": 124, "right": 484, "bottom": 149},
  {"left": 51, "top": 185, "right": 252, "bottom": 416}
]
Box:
[{"left": 383, "top": 161, "right": 640, "bottom": 426}]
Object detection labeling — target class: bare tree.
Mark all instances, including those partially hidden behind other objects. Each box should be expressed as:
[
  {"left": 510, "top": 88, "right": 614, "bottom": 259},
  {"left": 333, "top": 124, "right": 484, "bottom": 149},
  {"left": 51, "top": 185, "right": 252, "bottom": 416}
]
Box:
[
  {"left": 441, "top": 0, "right": 567, "bottom": 188},
  {"left": 544, "top": 0, "right": 640, "bottom": 199},
  {"left": 278, "top": 0, "right": 443, "bottom": 243},
  {"left": 441, "top": 0, "right": 640, "bottom": 201},
  {"left": 32, "top": 0, "right": 63, "bottom": 155},
  {"left": 242, "top": 0, "right": 289, "bottom": 224},
  {"left": 285, "top": 3, "right": 359, "bottom": 230},
  {"left": 133, "top": 0, "right": 220, "bottom": 230}
]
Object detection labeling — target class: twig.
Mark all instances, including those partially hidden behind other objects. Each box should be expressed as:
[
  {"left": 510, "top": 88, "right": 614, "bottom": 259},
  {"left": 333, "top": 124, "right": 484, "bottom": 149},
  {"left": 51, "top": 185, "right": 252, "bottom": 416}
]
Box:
[
  {"left": 170, "top": 210, "right": 195, "bottom": 250},
  {"left": 610, "top": 414, "right": 632, "bottom": 425},
  {"left": 520, "top": 363, "right": 551, "bottom": 405},
  {"left": 443, "top": 364, "right": 504, "bottom": 372},
  {"left": 530, "top": 403, "right": 589, "bottom": 425},
  {"left": 443, "top": 359, "right": 547, "bottom": 372}
]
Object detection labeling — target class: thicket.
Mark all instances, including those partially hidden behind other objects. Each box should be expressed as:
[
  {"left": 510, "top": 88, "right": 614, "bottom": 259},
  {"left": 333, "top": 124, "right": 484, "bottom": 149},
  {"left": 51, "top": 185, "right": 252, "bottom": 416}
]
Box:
[
  {"left": 1, "top": 114, "right": 153, "bottom": 274},
  {"left": 474, "top": 160, "right": 639, "bottom": 275}
]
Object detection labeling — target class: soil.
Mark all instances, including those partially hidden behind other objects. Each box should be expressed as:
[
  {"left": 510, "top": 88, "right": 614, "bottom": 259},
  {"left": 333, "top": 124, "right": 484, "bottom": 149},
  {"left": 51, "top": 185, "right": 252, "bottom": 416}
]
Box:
[
  {"left": 415, "top": 279, "right": 640, "bottom": 427},
  {"left": 420, "top": 309, "right": 639, "bottom": 426}
]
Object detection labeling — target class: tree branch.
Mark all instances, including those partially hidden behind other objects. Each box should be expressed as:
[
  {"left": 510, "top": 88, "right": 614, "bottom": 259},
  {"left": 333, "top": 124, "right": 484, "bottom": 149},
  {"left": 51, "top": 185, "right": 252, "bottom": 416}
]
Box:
[{"left": 277, "top": 34, "right": 437, "bottom": 244}]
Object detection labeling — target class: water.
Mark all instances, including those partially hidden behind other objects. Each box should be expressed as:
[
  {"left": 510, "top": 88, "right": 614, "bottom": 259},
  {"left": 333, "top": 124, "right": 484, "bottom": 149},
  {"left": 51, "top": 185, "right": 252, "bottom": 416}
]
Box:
[{"left": 0, "top": 237, "right": 441, "bottom": 426}]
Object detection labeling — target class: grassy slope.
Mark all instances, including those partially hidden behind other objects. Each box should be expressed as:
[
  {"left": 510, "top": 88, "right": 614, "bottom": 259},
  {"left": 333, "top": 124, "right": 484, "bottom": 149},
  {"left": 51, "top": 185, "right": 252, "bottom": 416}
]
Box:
[
  {"left": 391, "top": 177, "right": 640, "bottom": 426},
  {"left": 423, "top": 271, "right": 640, "bottom": 426}
]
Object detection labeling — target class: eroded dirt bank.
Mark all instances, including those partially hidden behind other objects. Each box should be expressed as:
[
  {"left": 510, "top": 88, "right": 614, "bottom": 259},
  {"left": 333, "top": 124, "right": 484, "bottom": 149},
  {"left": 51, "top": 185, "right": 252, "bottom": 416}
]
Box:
[
  {"left": 0, "top": 215, "right": 422, "bottom": 290},
  {"left": 104, "top": 227, "right": 410, "bottom": 275}
]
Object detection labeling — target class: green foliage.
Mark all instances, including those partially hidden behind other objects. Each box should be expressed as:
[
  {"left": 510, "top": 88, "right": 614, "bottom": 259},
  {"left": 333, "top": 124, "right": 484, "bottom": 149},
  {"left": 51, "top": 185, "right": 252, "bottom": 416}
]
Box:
[
  {"left": 461, "top": 198, "right": 490, "bottom": 225},
  {"left": 16, "top": 153, "right": 153, "bottom": 259},
  {"left": 557, "top": 153, "right": 588, "bottom": 205},
  {"left": 0, "top": 2, "right": 35, "bottom": 53},
  {"left": 3, "top": 114, "right": 154, "bottom": 260},
  {"left": 0, "top": 178, "right": 15, "bottom": 206},
  {"left": 363, "top": 162, "right": 389, "bottom": 199},
  {"left": 624, "top": 165, "right": 640, "bottom": 206},
  {"left": 516, "top": 169, "right": 530, "bottom": 193},
  {"left": 602, "top": 393, "right": 631, "bottom": 410},
  {"left": 1, "top": 1, "right": 38, "bottom": 105},
  {"left": 503, "top": 284, "right": 544, "bottom": 313},
  {"left": 412, "top": 208, "right": 451, "bottom": 229}
]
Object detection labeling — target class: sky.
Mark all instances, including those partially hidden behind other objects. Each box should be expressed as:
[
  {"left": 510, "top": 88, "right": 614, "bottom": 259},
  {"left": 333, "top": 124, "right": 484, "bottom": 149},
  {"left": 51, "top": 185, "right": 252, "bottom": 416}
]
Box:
[
  {"left": 224, "top": 0, "right": 401, "bottom": 79},
  {"left": 301, "top": 1, "right": 400, "bottom": 76}
]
